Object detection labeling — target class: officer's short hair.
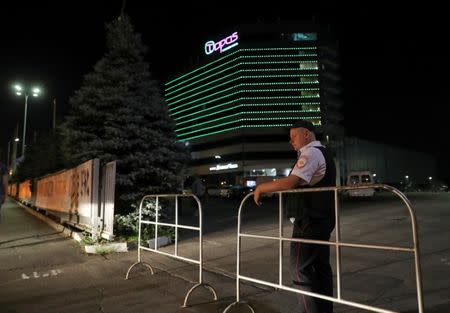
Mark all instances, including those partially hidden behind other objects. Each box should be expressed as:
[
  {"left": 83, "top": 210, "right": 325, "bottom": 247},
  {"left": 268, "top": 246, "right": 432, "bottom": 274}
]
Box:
[{"left": 290, "top": 120, "right": 316, "bottom": 132}]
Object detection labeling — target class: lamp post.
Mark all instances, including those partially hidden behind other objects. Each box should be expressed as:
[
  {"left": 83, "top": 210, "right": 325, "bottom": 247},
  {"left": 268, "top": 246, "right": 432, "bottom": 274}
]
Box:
[{"left": 14, "top": 84, "right": 40, "bottom": 157}]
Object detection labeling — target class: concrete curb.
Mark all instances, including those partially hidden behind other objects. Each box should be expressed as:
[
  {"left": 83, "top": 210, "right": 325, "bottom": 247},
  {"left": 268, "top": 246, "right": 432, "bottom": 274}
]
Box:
[
  {"left": 84, "top": 242, "right": 128, "bottom": 254},
  {"left": 16, "top": 201, "right": 79, "bottom": 239},
  {"left": 15, "top": 200, "right": 128, "bottom": 254}
]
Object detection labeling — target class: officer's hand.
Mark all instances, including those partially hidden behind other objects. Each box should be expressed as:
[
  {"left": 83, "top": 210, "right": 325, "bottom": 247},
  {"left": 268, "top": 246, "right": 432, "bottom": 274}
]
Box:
[{"left": 253, "top": 188, "right": 262, "bottom": 206}]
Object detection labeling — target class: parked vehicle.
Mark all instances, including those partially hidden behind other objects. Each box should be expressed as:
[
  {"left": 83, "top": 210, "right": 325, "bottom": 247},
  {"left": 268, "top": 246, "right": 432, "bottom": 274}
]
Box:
[
  {"left": 219, "top": 186, "right": 233, "bottom": 198},
  {"left": 346, "top": 171, "right": 376, "bottom": 197},
  {"left": 206, "top": 185, "right": 221, "bottom": 197},
  {"left": 219, "top": 185, "right": 253, "bottom": 199}
]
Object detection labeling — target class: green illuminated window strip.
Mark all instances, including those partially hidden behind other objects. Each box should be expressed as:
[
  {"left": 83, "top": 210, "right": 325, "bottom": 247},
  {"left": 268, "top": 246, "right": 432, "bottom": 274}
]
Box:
[
  {"left": 166, "top": 56, "right": 318, "bottom": 92},
  {"left": 168, "top": 85, "right": 320, "bottom": 112},
  {"left": 242, "top": 74, "right": 318, "bottom": 79},
  {"left": 166, "top": 50, "right": 240, "bottom": 88},
  {"left": 170, "top": 94, "right": 237, "bottom": 116},
  {"left": 168, "top": 84, "right": 237, "bottom": 109},
  {"left": 244, "top": 61, "right": 317, "bottom": 65},
  {"left": 167, "top": 75, "right": 241, "bottom": 102},
  {"left": 166, "top": 62, "right": 317, "bottom": 102},
  {"left": 179, "top": 126, "right": 241, "bottom": 141},
  {"left": 244, "top": 96, "right": 320, "bottom": 100},
  {"left": 173, "top": 101, "right": 320, "bottom": 122},
  {"left": 173, "top": 100, "right": 240, "bottom": 121},
  {"left": 245, "top": 110, "right": 320, "bottom": 114},
  {"left": 171, "top": 99, "right": 240, "bottom": 118},
  {"left": 165, "top": 72, "right": 319, "bottom": 98},
  {"left": 241, "top": 47, "right": 316, "bottom": 51},
  {"left": 176, "top": 115, "right": 320, "bottom": 135},
  {"left": 241, "top": 54, "right": 317, "bottom": 58},
  {"left": 242, "top": 88, "right": 319, "bottom": 92},
  {"left": 244, "top": 116, "right": 319, "bottom": 121},
  {"left": 170, "top": 95, "right": 321, "bottom": 117},
  {"left": 169, "top": 92, "right": 320, "bottom": 120},
  {"left": 242, "top": 69, "right": 317, "bottom": 72},
  {"left": 242, "top": 101, "right": 320, "bottom": 107},
  {"left": 178, "top": 120, "right": 323, "bottom": 141},
  {"left": 176, "top": 112, "right": 242, "bottom": 132},
  {"left": 166, "top": 55, "right": 243, "bottom": 92},
  {"left": 240, "top": 83, "right": 318, "bottom": 87},
  {"left": 176, "top": 106, "right": 315, "bottom": 127},
  {"left": 165, "top": 68, "right": 241, "bottom": 98},
  {"left": 177, "top": 119, "right": 241, "bottom": 136},
  {"left": 176, "top": 105, "right": 243, "bottom": 126},
  {"left": 167, "top": 80, "right": 317, "bottom": 103},
  {"left": 166, "top": 47, "right": 317, "bottom": 87},
  {"left": 177, "top": 116, "right": 320, "bottom": 138}
]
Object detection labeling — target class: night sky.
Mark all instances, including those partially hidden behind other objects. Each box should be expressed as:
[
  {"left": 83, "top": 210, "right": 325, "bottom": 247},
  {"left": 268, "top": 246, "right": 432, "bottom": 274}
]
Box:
[{"left": 1, "top": 1, "right": 448, "bottom": 180}]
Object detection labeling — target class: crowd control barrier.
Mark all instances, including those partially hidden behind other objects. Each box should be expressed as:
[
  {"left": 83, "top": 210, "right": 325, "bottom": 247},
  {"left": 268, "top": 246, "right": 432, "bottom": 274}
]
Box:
[
  {"left": 223, "top": 184, "right": 424, "bottom": 313},
  {"left": 125, "top": 193, "right": 218, "bottom": 307}
]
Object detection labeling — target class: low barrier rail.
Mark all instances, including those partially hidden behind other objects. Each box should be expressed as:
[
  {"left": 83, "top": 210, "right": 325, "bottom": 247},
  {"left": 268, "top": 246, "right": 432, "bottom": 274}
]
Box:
[
  {"left": 223, "top": 184, "right": 424, "bottom": 313},
  {"left": 125, "top": 193, "right": 218, "bottom": 307}
]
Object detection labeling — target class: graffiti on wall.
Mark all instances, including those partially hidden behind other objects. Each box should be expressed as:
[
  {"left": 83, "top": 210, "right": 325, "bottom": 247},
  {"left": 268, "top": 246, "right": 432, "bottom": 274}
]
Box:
[{"left": 35, "top": 160, "right": 94, "bottom": 218}]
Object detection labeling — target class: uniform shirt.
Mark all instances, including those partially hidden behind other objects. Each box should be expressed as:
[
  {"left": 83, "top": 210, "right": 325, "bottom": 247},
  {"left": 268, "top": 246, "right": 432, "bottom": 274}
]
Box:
[{"left": 290, "top": 140, "right": 326, "bottom": 186}]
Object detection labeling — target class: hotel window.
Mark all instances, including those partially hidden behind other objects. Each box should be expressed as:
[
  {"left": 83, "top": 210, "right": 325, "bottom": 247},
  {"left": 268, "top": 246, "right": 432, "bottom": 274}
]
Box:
[
  {"left": 300, "top": 76, "right": 319, "bottom": 83},
  {"left": 299, "top": 61, "right": 318, "bottom": 69},
  {"left": 301, "top": 90, "right": 320, "bottom": 97}
]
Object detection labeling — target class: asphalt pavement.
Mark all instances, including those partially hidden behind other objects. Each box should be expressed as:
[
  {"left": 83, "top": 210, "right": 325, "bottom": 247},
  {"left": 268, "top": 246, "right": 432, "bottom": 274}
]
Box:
[{"left": 1, "top": 191, "right": 450, "bottom": 313}]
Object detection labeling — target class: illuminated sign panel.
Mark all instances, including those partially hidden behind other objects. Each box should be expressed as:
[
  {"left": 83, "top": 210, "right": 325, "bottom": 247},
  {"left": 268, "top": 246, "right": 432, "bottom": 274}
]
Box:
[
  {"left": 205, "top": 32, "right": 239, "bottom": 55},
  {"left": 209, "top": 163, "right": 239, "bottom": 171}
]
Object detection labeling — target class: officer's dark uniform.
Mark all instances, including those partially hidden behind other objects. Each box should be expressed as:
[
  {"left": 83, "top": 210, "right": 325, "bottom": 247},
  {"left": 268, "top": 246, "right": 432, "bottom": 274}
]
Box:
[{"left": 287, "top": 141, "right": 336, "bottom": 313}]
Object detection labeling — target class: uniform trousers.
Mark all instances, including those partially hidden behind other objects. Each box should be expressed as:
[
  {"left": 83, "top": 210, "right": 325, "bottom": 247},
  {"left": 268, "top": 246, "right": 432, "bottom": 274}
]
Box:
[{"left": 290, "top": 217, "right": 334, "bottom": 313}]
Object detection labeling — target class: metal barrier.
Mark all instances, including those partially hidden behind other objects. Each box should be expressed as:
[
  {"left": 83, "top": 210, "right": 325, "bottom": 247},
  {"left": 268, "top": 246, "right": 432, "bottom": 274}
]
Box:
[
  {"left": 223, "top": 184, "right": 424, "bottom": 313},
  {"left": 125, "top": 193, "right": 218, "bottom": 307}
]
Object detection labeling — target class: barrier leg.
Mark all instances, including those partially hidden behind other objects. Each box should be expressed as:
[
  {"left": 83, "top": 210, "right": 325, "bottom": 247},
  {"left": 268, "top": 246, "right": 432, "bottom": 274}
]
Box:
[
  {"left": 182, "top": 282, "right": 218, "bottom": 307},
  {"left": 222, "top": 301, "right": 255, "bottom": 313},
  {"left": 125, "top": 261, "right": 154, "bottom": 280}
]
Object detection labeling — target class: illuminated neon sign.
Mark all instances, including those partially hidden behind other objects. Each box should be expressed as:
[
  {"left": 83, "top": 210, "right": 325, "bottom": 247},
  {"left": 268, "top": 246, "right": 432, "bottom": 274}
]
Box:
[
  {"left": 209, "top": 163, "right": 239, "bottom": 171},
  {"left": 205, "top": 32, "right": 239, "bottom": 55}
]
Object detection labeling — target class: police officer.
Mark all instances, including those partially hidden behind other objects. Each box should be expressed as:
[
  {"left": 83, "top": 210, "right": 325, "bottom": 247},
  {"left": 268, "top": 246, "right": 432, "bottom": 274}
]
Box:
[{"left": 254, "top": 120, "right": 336, "bottom": 313}]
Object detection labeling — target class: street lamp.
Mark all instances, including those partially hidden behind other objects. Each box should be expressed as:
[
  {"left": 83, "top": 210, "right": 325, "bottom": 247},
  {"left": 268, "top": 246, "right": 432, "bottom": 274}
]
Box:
[{"left": 14, "top": 84, "right": 41, "bottom": 157}]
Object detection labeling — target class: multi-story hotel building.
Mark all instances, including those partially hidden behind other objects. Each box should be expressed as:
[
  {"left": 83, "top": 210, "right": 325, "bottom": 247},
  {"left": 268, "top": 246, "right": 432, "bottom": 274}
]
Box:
[{"left": 165, "top": 23, "right": 342, "bottom": 185}]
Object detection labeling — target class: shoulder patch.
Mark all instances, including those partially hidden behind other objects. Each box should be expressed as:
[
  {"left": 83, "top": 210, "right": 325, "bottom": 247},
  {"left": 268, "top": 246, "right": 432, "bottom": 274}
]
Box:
[{"left": 297, "top": 156, "right": 308, "bottom": 168}]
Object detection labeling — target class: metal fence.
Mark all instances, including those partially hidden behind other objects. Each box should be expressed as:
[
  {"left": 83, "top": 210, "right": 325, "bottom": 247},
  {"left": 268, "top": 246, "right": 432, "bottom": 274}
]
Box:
[
  {"left": 223, "top": 184, "right": 424, "bottom": 313},
  {"left": 125, "top": 193, "right": 218, "bottom": 307}
]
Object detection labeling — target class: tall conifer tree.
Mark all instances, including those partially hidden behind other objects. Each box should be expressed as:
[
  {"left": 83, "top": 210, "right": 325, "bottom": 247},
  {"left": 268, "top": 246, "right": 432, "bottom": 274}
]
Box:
[{"left": 62, "top": 15, "right": 189, "bottom": 213}]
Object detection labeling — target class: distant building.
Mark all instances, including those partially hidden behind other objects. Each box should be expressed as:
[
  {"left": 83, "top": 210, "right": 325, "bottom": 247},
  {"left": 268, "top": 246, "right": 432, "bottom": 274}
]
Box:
[
  {"left": 164, "top": 22, "right": 342, "bottom": 185},
  {"left": 335, "top": 137, "right": 437, "bottom": 186}
]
